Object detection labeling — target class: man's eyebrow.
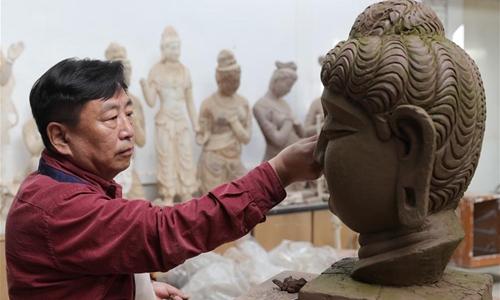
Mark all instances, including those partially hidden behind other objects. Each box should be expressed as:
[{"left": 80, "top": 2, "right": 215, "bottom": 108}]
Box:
[{"left": 102, "top": 98, "right": 133, "bottom": 111}]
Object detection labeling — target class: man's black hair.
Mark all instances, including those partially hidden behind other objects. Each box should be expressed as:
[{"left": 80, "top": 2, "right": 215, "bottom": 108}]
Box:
[{"left": 30, "top": 57, "right": 128, "bottom": 150}]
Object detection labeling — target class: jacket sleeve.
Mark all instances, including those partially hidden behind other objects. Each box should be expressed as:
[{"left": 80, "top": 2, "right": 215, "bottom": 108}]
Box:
[{"left": 47, "top": 162, "right": 286, "bottom": 274}]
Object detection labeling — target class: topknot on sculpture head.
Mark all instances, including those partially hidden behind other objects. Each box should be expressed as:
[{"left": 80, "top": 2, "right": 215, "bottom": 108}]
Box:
[
  {"left": 349, "top": 0, "right": 445, "bottom": 38},
  {"left": 270, "top": 61, "right": 298, "bottom": 88},
  {"left": 217, "top": 49, "right": 240, "bottom": 72},
  {"left": 104, "top": 42, "right": 127, "bottom": 61},
  {"left": 316, "top": 0, "right": 486, "bottom": 286},
  {"left": 162, "top": 26, "right": 181, "bottom": 43},
  {"left": 276, "top": 61, "right": 297, "bottom": 71}
]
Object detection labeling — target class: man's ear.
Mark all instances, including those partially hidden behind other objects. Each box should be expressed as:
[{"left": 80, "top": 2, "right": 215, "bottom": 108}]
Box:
[
  {"left": 389, "top": 105, "right": 436, "bottom": 229},
  {"left": 46, "top": 122, "right": 72, "bottom": 156}
]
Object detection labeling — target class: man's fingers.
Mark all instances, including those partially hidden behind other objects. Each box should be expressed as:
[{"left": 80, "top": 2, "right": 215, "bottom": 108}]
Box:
[{"left": 300, "top": 135, "right": 318, "bottom": 144}]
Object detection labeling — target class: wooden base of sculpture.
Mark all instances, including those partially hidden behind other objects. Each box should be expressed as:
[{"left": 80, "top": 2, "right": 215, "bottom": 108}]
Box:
[{"left": 299, "top": 257, "right": 493, "bottom": 300}]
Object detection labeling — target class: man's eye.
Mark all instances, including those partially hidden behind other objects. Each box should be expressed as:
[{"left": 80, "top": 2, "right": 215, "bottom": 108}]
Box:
[
  {"left": 109, "top": 116, "right": 118, "bottom": 121},
  {"left": 126, "top": 112, "right": 134, "bottom": 118}
]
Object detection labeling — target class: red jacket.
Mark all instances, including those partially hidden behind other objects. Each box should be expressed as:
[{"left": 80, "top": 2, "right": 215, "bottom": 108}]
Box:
[{"left": 6, "top": 149, "right": 285, "bottom": 299}]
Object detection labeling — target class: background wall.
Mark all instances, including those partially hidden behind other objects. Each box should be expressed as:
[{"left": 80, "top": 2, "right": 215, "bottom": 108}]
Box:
[
  {"left": 462, "top": 0, "right": 500, "bottom": 193},
  {"left": 1, "top": 0, "right": 499, "bottom": 198}
]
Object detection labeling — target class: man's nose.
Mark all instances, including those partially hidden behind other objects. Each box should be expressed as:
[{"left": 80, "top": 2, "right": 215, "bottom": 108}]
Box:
[{"left": 119, "top": 116, "right": 134, "bottom": 140}]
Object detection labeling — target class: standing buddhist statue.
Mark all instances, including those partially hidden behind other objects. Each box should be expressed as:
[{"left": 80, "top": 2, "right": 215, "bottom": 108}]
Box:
[
  {"left": 0, "top": 41, "right": 24, "bottom": 234},
  {"left": 140, "top": 26, "right": 199, "bottom": 206},
  {"left": 253, "top": 61, "right": 305, "bottom": 162},
  {"left": 196, "top": 49, "right": 252, "bottom": 194}
]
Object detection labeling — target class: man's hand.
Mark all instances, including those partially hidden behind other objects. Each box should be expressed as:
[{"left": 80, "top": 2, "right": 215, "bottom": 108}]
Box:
[
  {"left": 269, "top": 135, "right": 323, "bottom": 187},
  {"left": 152, "top": 281, "right": 189, "bottom": 300}
]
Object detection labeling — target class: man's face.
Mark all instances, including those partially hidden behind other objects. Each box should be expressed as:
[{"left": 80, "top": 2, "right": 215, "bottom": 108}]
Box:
[
  {"left": 318, "top": 89, "right": 401, "bottom": 234},
  {"left": 65, "top": 89, "right": 134, "bottom": 181},
  {"left": 161, "top": 40, "right": 181, "bottom": 62}
]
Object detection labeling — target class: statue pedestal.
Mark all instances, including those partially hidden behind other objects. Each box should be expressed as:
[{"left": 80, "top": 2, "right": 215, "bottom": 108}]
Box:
[{"left": 299, "top": 257, "right": 493, "bottom": 300}]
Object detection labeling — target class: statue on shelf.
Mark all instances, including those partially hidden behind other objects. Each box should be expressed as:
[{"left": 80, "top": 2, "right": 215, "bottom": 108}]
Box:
[
  {"left": 304, "top": 55, "right": 326, "bottom": 138},
  {"left": 0, "top": 41, "right": 25, "bottom": 234},
  {"left": 313, "top": 0, "right": 486, "bottom": 289},
  {"left": 253, "top": 61, "right": 304, "bottom": 163},
  {"left": 140, "top": 26, "right": 199, "bottom": 206},
  {"left": 105, "top": 42, "right": 147, "bottom": 200},
  {"left": 195, "top": 49, "right": 252, "bottom": 194}
]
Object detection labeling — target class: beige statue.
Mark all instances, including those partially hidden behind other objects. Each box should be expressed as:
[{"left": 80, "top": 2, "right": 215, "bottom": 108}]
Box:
[
  {"left": 253, "top": 61, "right": 304, "bottom": 162},
  {"left": 140, "top": 26, "right": 199, "bottom": 206},
  {"left": 304, "top": 56, "right": 326, "bottom": 137},
  {"left": 0, "top": 41, "right": 25, "bottom": 234},
  {"left": 1, "top": 41, "right": 24, "bottom": 146},
  {"left": 196, "top": 49, "right": 252, "bottom": 194},
  {"left": 311, "top": 0, "right": 487, "bottom": 293},
  {"left": 0, "top": 117, "right": 43, "bottom": 234},
  {"left": 105, "top": 42, "right": 147, "bottom": 200}
]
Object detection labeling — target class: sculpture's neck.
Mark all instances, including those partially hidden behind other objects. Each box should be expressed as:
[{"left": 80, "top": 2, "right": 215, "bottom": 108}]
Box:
[
  {"left": 217, "top": 90, "right": 235, "bottom": 99},
  {"left": 352, "top": 209, "right": 464, "bottom": 286},
  {"left": 161, "top": 58, "right": 179, "bottom": 66}
]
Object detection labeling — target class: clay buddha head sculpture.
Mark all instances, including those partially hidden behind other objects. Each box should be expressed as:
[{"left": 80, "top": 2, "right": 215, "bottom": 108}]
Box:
[
  {"left": 315, "top": 0, "right": 486, "bottom": 286},
  {"left": 216, "top": 49, "right": 241, "bottom": 96}
]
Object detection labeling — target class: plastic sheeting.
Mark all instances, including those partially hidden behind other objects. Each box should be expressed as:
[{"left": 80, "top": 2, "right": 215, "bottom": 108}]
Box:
[{"left": 156, "top": 237, "right": 349, "bottom": 300}]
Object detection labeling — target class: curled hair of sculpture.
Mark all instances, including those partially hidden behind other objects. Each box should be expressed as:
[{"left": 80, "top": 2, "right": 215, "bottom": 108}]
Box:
[
  {"left": 321, "top": 0, "right": 486, "bottom": 213},
  {"left": 348, "top": 0, "right": 444, "bottom": 38}
]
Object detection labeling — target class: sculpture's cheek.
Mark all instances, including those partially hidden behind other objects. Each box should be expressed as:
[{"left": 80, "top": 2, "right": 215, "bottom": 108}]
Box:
[{"left": 324, "top": 133, "right": 401, "bottom": 234}]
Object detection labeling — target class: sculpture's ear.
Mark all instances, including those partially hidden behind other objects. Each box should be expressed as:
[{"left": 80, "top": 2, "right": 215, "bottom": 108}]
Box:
[{"left": 389, "top": 105, "right": 435, "bottom": 229}]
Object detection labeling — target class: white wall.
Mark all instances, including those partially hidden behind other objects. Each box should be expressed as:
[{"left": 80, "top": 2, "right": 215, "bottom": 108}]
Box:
[
  {"left": 1, "top": 0, "right": 498, "bottom": 195},
  {"left": 463, "top": 0, "right": 500, "bottom": 193}
]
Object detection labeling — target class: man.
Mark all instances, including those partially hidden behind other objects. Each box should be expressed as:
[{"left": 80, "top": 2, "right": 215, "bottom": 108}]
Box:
[{"left": 5, "top": 58, "right": 323, "bottom": 299}]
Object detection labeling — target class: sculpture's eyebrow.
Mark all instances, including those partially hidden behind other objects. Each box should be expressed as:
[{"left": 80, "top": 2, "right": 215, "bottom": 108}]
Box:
[{"left": 322, "top": 95, "right": 363, "bottom": 126}]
